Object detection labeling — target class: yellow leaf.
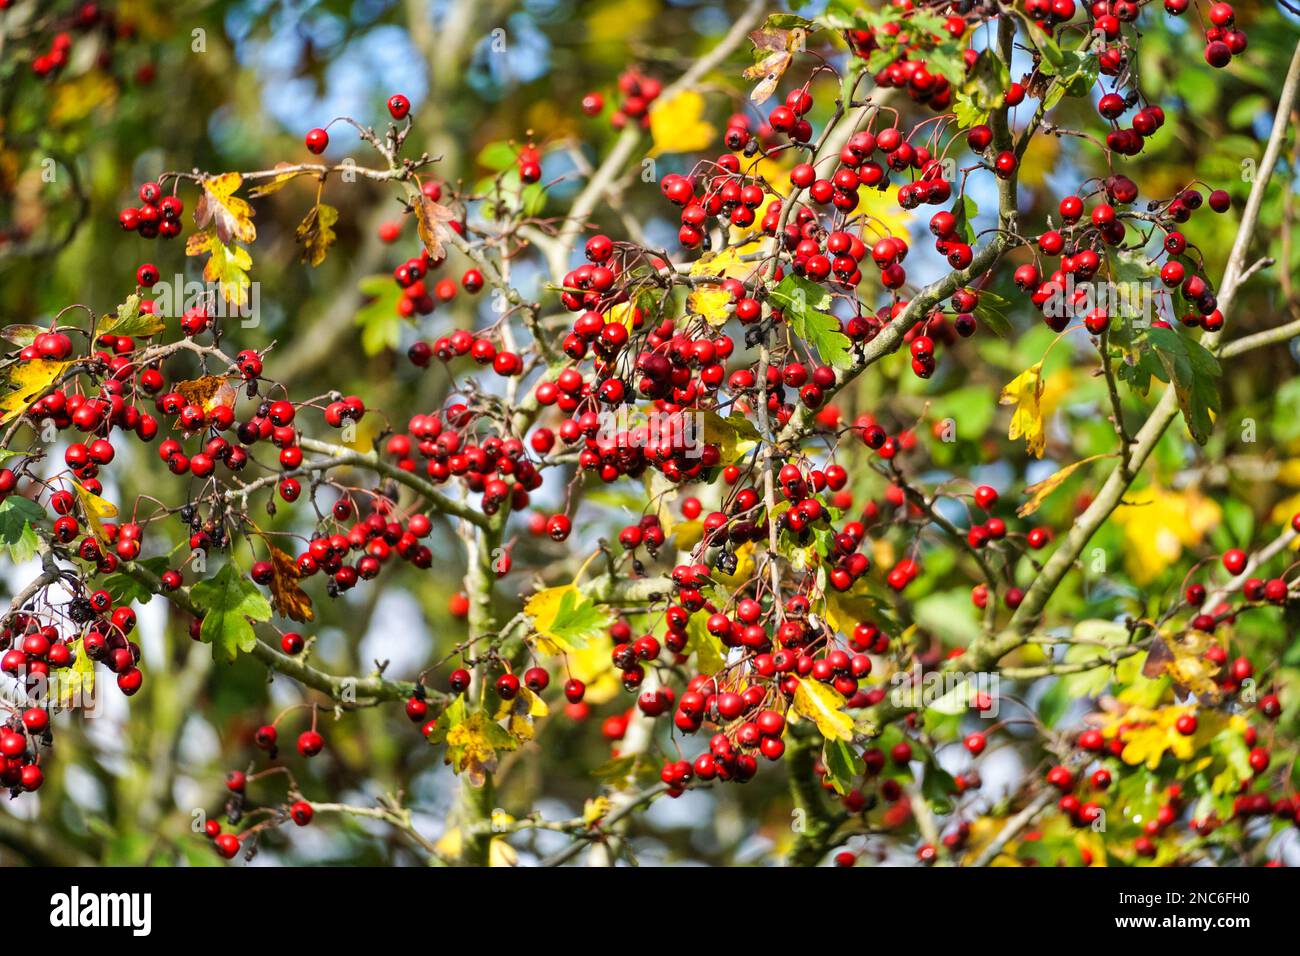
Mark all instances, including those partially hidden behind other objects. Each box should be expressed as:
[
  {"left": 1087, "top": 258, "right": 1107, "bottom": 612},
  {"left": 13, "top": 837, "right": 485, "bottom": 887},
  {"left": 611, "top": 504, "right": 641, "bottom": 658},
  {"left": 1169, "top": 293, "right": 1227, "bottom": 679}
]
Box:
[
  {"left": 686, "top": 287, "right": 733, "bottom": 326},
  {"left": 672, "top": 519, "right": 704, "bottom": 552},
  {"left": 495, "top": 685, "right": 548, "bottom": 741},
  {"left": 523, "top": 585, "right": 576, "bottom": 654},
  {"left": 583, "top": 796, "right": 613, "bottom": 826},
  {"left": 649, "top": 91, "right": 716, "bottom": 156},
  {"left": 185, "top": 229, "right": 253, "bottom": 308},
  {"left": 792, "top": 677, "right": 853, "bottom": 741},
  {"left": 54, "top": 639, "right": 96, "bottom": 709},
  {"left": 1017, "top": 454, "right": 1111, "bottom": 517},
  {"left": 1017, "top": 130, "right": 1059, "bottom": 189},
  {"left": 73, "top": 481, "right": 118, "bottom": 543},
  {"left": 1000, "top": 362, "right": 1046, "bottom": 458},
  {"left": 445, "top": 711, "right": 517, "bottom": 786},
  {"left": 435, "top": 826, "right": 462, "bottom": 857},
  {"left": 856, "top": 186, "right": 913, "bottom": 247},
  {"left": 1112, "top": 485, "right": 1221, "bottom": 583},
  {"left": 685, "top": 610, "right": 728, "bottom": 675},
  {"left": 605, "top": 301, "right": 642, "bottom": 330},
  {"left": 194, "top": 172, "right": 256, "bottom": 245},
  {"left": 1107, "top": 704, "right": 1228, "bottom": 770},
  {"left": 1148, "top": 629, "right": 1222, "bottom": 700},
  {"left": 247, "top": 164, "right": 306, "bottom": 198},
  {"left": 0, "top": 359, "right": 72, "bottom": 424},
  {"left": 1277, "top": 459, "right": 1300, "bottom": 485},
  {"left": 488, "top": 838, "right": 517, "bottom": 867},
  {"left": 700, "top": 409, "right": 761, "bottom": 466},
  {"left": 689, "top": 246, "right": 762, "bottom": 284},
  {"left": 50, "top": 72, "right": 118, "bottom": 125},
  {"left": 564, "top": 641, "right": 622, "bottom": 705},
  {"left": 823, "top": 583, "right": 875, "bottom": 638}
]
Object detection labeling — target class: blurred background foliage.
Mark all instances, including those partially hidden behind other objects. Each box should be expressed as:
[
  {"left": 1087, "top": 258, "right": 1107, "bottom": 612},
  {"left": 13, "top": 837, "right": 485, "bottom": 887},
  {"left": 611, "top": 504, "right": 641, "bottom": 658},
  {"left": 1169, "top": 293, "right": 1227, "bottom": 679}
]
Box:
[{"left": 0, "top": 0, "right": 1299, "bottom": 865}]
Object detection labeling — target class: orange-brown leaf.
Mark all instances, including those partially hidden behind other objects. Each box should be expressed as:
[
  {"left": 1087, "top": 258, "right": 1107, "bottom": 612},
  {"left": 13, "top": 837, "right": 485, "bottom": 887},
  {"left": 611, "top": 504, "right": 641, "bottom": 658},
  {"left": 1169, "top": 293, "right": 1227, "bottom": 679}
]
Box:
[{"left": 268, "top": 543, "right": 314, "bottom": 623}]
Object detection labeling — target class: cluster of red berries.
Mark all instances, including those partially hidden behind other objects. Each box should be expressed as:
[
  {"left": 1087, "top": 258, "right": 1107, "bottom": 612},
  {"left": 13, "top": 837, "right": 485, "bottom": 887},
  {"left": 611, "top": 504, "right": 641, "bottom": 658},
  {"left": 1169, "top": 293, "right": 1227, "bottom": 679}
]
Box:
[
  {"left": 0, "top": 698, "right": 49, "bottom": 794},
  {"left": 846, "top": 13, "right": 970, "bottom": 112},
  {"left": 1097, "top": 91, "right": 1166, "bottom": 156},
  {"left": 283, "top": 499, "right": 437, "bottom": 593},
  {"left": 1163, "top": 1, "right": 1249, "bottom": 67},
  {"left": 382, "top": 406, "right": 540, "bottom": 514},
  {"left": 0, "top": 599, "right": 145, "bottom": 794},
  {"left": 607, "top": 68, "right": 662, "bottom": 131},
  {"left": 30, "top": 31, "right": 74, "bottom": 78},
  {"left": 27, "top": 3, "right": 127, "bottom": 78},
  {"left": 117, "top": 181, "right": 184, "bottom": 240},
  {"left": 1019, "top": 176, "right": 1231, "bottom": 335}
]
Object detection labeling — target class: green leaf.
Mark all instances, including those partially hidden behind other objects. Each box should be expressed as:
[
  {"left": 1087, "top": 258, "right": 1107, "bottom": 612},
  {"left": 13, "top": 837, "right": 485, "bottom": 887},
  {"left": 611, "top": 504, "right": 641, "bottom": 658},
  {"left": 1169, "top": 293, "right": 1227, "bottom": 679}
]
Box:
[
  {"left": 763, "top": 13, "right": 814, "bottom": 31},
  {"left": 954, "top": 50, "right": 1009, "bottom": 125},
  {"left": 101, "top": 293, "right": 165, "bottom": 338},
  {"left": 546, "top": 588, "right": 612, "bottom": 650},
  {"left": 822, "top": 739, "right": 864, "bottom": 795},
  {"left": 951, "top": 193, "right": 979, "bottom": 245},
  {"left": 476, "top": 141, "right": 518, "bottom": 172},
  {"left": 190, "top": 562, "right": 272, "bottom": 663},
  {"left": 769, "top": 275, "right": 854, "bottom": 369},
  {"left": 355, "top": 274, "right": 404, "bottom": 356},
  {"left": 921, "top": 761, "right": 958, "bottom": 813},
  {"left": 1147, "top": 326, "right": 1221, "bottom": 444},
  {"left": 1042, "top": 49, "right": 1098, "bottom": 110},
  {"left": 0, "top": 495, "right": 44, "bottom": 563},
  {"left": 972, "top": 288, "right": 1013, "bottom": 338},
  {"left": 1037, "top": 679, "right": 1070, "bottom": 728}
]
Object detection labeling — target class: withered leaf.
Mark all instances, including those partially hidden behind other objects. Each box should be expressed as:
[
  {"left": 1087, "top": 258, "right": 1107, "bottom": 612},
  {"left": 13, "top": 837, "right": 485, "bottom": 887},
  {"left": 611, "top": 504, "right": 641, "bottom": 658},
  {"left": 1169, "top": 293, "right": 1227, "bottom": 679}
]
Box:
[
  {"left": 268, "top": 542, "right": 314, "bottom": 623},
  {"left": 414, "top": 193, "right": 456, "bottom": 262},
  {"left": 295, "top": 203, "right": 339, "bottom": 268}
]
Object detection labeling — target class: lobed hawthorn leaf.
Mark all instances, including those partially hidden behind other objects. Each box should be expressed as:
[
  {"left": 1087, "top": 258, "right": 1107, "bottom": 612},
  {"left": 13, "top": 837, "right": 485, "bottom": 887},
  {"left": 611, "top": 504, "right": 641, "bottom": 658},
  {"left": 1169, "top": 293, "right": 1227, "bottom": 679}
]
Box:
[
  {"left": 649, "top": 91, "right": 716, "bottom": 157},
  {"left": 525, "top": 584, "right": 615, "bottom": 654},
  {"left": 190, "top": 562, "right": 272, "bottom": 664},
  {"left": 685, "top": 609, "right": 728, "bottom": 675},
  {"left": 0, "top": 358, "right": 73, "bottom": 425},
  {"left": 193, "top": 172, "right": 256, "bottom": 245},
  {"left": 768, "top": 274, "right": 854, "bottom": 369},
  {"left": 1147, "top": 326, "right": 1221, "bottom": 445},
  {"left": 1000, "top": 361, "right": 1046, "bottom": 458},
  {"left": 73, "top": 481, "right": 118, "bottom": 544},
  {"left": 0, "top": 495, "right": 44, "bottom": 563},
  {"left": 822, "top": 738, "right": 864, "bottom": 795},
  {"left": 1042, "top": 49, "right": 1099, "bottom": 110},
  {"left": 100, "top": 293, "right": 165, "bottom": 339},
  {"left": 295, "top": 202, "right": 339, "bottom": 268},
  {"left": 185, "top": 228, "right": 253, "bottom": 309},
  {"left": 355, "top": 274, "right": 405, "bottom": 356},
  {"left": 792, "top": 676, "right": 854, "bottom": 741},
  {"left": 953, "top": 50, "right": 1009, "bottom": 126}
]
